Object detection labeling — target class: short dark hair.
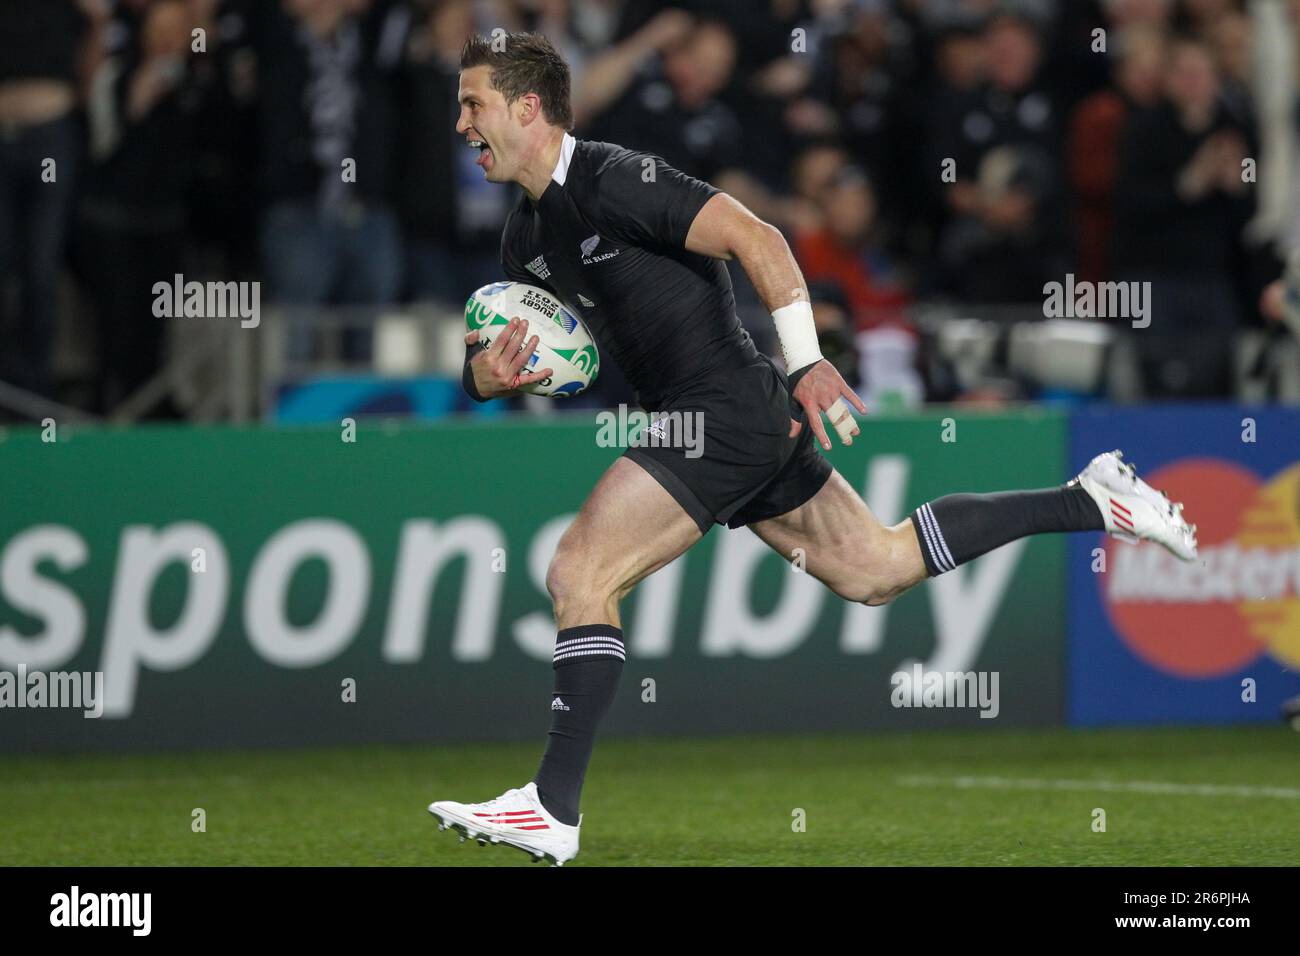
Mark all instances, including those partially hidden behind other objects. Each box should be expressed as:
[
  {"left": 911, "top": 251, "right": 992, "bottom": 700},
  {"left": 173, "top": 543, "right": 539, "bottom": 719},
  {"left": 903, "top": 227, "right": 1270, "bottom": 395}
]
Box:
[{"left": 460, "top": 32, "right": 573, "bottom": 131}]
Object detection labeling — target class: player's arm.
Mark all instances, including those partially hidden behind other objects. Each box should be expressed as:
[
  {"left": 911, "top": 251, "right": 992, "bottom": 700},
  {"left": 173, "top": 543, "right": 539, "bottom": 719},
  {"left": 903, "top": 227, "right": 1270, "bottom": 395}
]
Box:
[
  {"left": 684, "top": 192, "right": 866, "bottom": 449},
  {"left": 463, "top": 319, "right": 553, "bottom": 400},
  {"left": 463, "top": 228, "right": 555, "bottom": 402}
]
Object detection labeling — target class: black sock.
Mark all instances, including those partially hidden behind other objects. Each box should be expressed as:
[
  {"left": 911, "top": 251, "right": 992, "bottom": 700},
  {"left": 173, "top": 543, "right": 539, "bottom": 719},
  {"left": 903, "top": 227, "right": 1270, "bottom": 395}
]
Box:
[
  {"left": 533, "top": 624, "right": 625, "bottom": 826},
  {"left": 911, "top": 484, "right": 1104, "bottom": 576}
]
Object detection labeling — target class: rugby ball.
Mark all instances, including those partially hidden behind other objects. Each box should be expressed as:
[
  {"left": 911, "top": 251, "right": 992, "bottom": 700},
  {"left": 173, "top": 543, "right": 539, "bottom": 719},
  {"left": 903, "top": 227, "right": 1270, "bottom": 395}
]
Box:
[{"left": 465, "top": 281, "right": 600, "bottom": 397}]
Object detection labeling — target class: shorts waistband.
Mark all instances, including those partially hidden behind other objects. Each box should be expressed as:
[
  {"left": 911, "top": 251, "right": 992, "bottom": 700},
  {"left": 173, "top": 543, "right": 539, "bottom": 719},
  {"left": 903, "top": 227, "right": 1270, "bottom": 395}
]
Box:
[{"left": 639, "top": 348, "right": 769, "bottom": 409}]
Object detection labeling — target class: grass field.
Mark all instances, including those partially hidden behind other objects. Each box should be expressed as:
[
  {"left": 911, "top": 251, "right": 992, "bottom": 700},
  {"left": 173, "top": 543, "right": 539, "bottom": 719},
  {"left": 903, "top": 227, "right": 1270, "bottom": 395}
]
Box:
[{"left": 2, "top": 726, "right": 1297, "bottom": 866}]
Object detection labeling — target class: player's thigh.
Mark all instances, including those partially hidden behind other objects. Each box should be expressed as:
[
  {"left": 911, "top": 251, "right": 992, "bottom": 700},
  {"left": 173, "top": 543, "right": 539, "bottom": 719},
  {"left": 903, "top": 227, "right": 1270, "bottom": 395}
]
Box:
[
  {"left": 748, "top": 467, "right": 917, "bottom": 601},
  {"left": 548, "top": 455, "right": 702, "bottom": 599},
  {"left": 749, "top": 468, "right": 884, "bottom": 569}
]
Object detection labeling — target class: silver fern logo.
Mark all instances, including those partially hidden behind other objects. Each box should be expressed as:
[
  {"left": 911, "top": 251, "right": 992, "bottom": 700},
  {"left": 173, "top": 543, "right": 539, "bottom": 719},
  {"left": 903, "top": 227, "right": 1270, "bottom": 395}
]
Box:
[{"left": 580, "top": 235, "right": 600, "bottom": 258}]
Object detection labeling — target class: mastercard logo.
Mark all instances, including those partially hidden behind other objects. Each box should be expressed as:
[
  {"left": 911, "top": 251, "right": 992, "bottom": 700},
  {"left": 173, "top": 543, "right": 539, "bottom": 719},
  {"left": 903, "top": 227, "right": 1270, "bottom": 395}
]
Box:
[{"left": 1100, "top": 458, "right": 1300, "bottom": 677}]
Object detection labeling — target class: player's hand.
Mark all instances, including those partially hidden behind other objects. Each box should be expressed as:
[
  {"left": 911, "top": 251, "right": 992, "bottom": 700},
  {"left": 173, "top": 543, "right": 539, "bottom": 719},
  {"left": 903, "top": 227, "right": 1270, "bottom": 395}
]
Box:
[
  {"left": 789, "top": 359, "right": 867, "bottom": 450},
  {"left": 465, "top": 316, "right": 553, "bottom": 398}
]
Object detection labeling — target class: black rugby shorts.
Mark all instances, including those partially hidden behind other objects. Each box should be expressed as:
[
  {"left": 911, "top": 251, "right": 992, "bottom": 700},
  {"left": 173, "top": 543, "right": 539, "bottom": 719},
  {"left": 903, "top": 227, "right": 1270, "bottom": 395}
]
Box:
[{"left": 623, "top": 354, "right": 833, "bottom": 534}]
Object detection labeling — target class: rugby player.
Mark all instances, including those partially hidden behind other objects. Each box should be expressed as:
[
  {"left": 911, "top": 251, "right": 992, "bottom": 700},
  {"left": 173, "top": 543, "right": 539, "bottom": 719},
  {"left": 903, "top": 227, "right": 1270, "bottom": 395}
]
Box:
[{"left": 427, "top": 32, "right": 1198, "bottom": 866}]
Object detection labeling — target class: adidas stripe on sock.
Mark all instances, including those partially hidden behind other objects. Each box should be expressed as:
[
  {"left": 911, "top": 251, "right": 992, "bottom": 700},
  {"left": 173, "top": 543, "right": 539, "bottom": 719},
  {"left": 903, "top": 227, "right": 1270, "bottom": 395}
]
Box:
[
  {"left": 533, "top": 624, "right": 625, "bottom": 826},
  {"left": 912, "top": 485, "right": 1104, "bottom": 577},
  {"left": 552, "top": 631, "right": 626, "bottom": 665}
]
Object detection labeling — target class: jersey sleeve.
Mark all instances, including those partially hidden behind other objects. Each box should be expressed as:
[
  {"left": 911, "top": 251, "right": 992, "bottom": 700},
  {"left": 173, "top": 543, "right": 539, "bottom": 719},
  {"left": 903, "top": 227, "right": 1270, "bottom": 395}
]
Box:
[{"left": 593, "top": 150, "right": 720, "bottom": 250}]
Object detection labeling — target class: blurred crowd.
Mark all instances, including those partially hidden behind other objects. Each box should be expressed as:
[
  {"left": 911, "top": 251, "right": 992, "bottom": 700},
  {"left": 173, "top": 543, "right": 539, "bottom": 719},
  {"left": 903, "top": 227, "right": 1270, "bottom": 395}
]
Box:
[{"left": 2, "top": 0, "right": 1299, "bottom": 416}]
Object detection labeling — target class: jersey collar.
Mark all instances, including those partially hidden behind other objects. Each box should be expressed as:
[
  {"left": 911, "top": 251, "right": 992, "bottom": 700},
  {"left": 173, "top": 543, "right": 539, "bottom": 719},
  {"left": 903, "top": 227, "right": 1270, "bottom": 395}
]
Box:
[{"left": 551, "top": 132, "right": 576, "bottom": 187}]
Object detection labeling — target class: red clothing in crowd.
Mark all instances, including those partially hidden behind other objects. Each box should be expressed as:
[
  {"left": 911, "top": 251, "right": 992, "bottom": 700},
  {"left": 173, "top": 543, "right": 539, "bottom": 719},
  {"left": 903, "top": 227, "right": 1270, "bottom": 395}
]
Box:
[
  {"left": 1068, "top": 89, "right": 1128, "bottom": 284},
  {"left": 794, "top": 228, "right": 912, "bottom": 330}
]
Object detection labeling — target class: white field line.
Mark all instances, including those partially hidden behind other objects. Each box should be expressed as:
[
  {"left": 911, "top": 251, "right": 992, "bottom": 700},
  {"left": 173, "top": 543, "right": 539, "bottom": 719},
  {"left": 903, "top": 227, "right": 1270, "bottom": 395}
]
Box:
[
  {"left": 898, "top": 774, "right": 1300, "bottom": 800},
  {"left": 0, "top": 775, "right": 252, "bottom": 790}
]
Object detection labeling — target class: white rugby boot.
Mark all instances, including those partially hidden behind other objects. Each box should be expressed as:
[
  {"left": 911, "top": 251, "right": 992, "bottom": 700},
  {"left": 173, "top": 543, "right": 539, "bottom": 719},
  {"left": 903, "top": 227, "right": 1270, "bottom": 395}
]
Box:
[
  {"left": 428, "top": 782, "right": 580, "bottom": 866},
  {"left": 1070, "top": 449, "right": 1198, "bottom": 561}
]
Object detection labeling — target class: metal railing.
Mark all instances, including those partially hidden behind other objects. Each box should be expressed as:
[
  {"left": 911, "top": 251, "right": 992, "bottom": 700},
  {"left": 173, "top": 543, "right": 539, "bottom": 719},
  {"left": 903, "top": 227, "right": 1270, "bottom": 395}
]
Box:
[{"left": 4, "top": 301, "right": 1298, "bottom": 425}]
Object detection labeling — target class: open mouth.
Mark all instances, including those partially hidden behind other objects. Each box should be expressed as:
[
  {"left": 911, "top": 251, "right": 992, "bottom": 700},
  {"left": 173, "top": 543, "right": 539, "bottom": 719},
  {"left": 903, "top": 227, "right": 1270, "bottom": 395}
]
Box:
[{"left": 468, "top": 136, "right": 493, "bottom": 170}]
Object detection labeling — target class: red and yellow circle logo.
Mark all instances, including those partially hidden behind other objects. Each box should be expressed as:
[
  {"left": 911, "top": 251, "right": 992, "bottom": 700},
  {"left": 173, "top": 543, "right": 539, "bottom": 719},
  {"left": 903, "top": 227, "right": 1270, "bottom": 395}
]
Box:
[{"left": 1100, "top": 458, "right": 1300, "bottom": 677}]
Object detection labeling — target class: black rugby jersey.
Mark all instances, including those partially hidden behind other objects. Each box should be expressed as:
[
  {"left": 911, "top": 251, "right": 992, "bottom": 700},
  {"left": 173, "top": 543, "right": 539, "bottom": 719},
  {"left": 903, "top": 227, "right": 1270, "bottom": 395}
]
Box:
[{"left": 500, "top": 136, "right": 760, "bottom": 408}]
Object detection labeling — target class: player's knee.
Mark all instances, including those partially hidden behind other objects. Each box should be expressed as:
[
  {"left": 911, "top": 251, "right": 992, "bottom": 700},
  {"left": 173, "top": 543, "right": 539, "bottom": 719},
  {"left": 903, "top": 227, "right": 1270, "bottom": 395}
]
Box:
[
  {"left": 825, "top": 573, "right": 897, "bottom": 606},
  {"left": 544, "top": 550, "right": 578, "bottom": 608},
  {"left": 860, "top": 582, "right": 903, "bottom": 607},
  {"left": 857, "top": 527, "right": 925, "bottom": 605},
  {"left": 831, "top": 545, "right": 910, "bottom": 606},
  {"left": 545, "top": 545, "right": 613, "bottom": 614}
]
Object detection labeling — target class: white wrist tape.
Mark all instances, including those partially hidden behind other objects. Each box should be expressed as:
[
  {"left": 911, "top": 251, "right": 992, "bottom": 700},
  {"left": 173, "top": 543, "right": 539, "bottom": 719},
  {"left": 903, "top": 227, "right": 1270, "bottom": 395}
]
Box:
[{"left": 771, "top": 300, "right": 822, "bottom": 373}]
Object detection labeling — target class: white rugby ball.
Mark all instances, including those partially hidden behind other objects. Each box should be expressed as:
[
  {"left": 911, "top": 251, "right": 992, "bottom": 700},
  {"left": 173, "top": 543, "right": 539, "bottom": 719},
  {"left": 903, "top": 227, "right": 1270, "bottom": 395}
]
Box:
[{"left": 464, "top": 281, "right": 600, "bottom": 397}]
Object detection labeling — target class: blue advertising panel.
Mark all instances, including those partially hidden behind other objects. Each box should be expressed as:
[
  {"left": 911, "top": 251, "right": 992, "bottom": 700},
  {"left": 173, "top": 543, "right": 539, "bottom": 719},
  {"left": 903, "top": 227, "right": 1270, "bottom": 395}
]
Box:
[
  {"left": 272, "top": 375, "right": 506, "bottom": 422},
  {"left": 1068, "top": 405, "right": 1300, "bottom": 726}
]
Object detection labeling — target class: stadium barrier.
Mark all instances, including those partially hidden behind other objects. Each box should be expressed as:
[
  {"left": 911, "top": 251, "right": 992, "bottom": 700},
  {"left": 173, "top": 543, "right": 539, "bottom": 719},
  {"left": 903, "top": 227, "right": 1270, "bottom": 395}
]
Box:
[
  {"left": 0, "top": 409, "right": 1067, "bottom": 752},
  {"left": 1067, "top": 405, "right": 1300, "bottom": 726},
  {"left": 5, "top": 404, "right": 1296, "bottom": 752}
]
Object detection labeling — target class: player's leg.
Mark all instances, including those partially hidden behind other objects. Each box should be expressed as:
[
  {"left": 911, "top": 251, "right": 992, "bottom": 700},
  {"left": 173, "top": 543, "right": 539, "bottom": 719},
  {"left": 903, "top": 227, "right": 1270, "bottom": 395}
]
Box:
[
  {"left": 748, "top": 468, "right": 928, "bottom": 606},
  {"left": 751, "top": 468, "right": 1112, "bottom": 605},
  {"left": 534, "top": 456, "right": 702, "bottom": 823},
  {"left": 429, "top": 456, "right": 702, "bottom": 863},
  {"left": 545, "top": 457, "right": 703, "bottom": 627},
  {"left": 902, "top": 449, "right": 1197, "bottom": 577},
  {"left": 751, "top": 449, "right": 1197, "bottom": 605}
]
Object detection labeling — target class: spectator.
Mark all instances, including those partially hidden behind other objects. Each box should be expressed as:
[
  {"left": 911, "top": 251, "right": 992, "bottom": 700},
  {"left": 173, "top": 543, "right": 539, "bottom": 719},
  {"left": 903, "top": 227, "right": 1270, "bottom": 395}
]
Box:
[
  {"left": 399, "top": 0, "right": 510, "bottom": 305},
  {"left": 1114, "top": 34, "right": 1253, "bottom": 397},
  {"left": 936, "top": 143, "right": 1069, "bottom": 301},
  {"left": 794, "top": 165, "right": 911, "bottom": 330},
  {"left": 568, "top": 7, "right": 691, "bottom": 128},
  {"left": 76, "top": 0, "right": 207, "bottom": 415},
  {"left": 817, "top": 7, "right": 921, "bottom": 247},
  {"left": 186, "top": 0, "right": 261, "bottom": 278},
  {"left": 787, "top": 141, "right": 851, "bottom": 230},
  {"left": 0, "top": 0, "right": 92, "bottom": 400},
  {"left": 1103, "top": 0, "right": 1175, "bottom": 29},
  {"left": 1177, "top": 0, "right": 1240, "bottom": 38},
  {"left": 1210, "top": 8, "right": 1254, "bottom": 125},
  {"left": 930, "top": 20, "right": 987, "bottom": 96},
  {"left": 536, "top": 1, "right": 687, "bottom": 109},
  {"left": 727, "top": 138, "right": 863, "bottom": 233},
  {"left": 1068, "top": 24, "right": 1168, "bottom": 283},
  {"left": 584, "top": 17, "right": 746, "bottom": 182},
  {"left": 254, "top": 0, "right": 406, "bottom": 361},
  {"left": 910, "top": 17, "right": 987, "bottom": 253},
  {"left": 930, "top": 10, "right": 1060, "bottom": 216},
  {"left": 3, "top": 0, "right": 1287, "bottom": 417},
  {"left": 925, "top": 10, "right": 1068, "bottom": 292}
]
